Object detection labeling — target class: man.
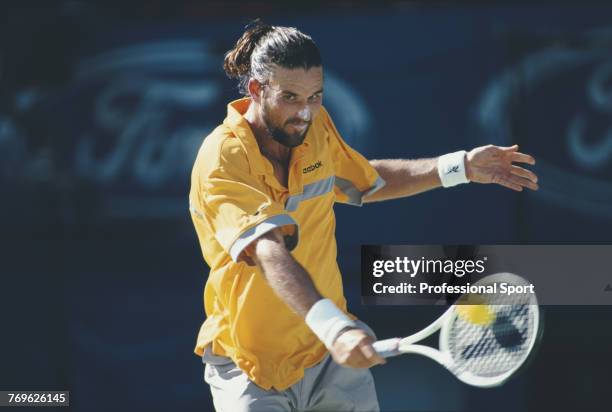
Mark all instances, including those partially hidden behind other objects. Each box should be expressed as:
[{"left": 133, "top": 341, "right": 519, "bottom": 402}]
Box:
[{"left": 189, "top": 21, "right": 538, "bottom": 412}]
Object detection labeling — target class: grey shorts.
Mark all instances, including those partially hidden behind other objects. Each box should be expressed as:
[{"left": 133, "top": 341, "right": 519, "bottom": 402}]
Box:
[{"left": 202, "top": 322, "right": 380, "bottom": 412}]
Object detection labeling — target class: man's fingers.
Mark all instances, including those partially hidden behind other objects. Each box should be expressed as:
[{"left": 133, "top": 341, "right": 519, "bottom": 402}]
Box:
[
  {"left": 332, "top": 329, "right": 387, "bottom": 368},
  {"left": 501, "top": 174, "right": 538, "bottom": 191},
  {"left": 510, "top": 174, "right": 538, "bottom": 191},
  {"left": 347, "top": 345, "right": 370, "bottom": 368},
  {"left": 359, "top": 341, "right": 386, "bottom": 366},
  {"left": 501, "top": 179, "right": 523, "bottom": 192},
  {"left": 500, "top": 144, "right": 519, "bottom": 152},
  {"left": 493, "top": 175, "right": 522, "bottom": 191},
  {"left": 509, "top": 151, "right": 536, "bottom": 165},
  {"left": 511, "top": 165, "right": 538, "bottom": 183},
  {"left": 333, "top": 345, "right": 368, "bottom": 368}
]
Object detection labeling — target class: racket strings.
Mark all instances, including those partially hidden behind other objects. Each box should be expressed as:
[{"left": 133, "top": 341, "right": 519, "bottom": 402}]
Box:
[{"left": 448, "top": 294, "right": 536, "bottom": 378}]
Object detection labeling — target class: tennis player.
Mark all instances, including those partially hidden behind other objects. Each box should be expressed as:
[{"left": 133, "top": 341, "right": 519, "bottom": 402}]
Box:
[{"left": 189, "top": 21, "right": 539, "bottom": 412}]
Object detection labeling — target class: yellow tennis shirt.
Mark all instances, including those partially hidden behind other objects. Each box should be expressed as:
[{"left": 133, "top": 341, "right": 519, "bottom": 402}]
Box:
[{"left": 189, "top": 98, "right": 385, "bottom": 390}]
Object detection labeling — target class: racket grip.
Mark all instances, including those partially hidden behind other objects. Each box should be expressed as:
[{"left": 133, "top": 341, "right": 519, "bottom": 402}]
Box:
[{"left": 373, "top": 338, "right": 402, "bottom": 358}]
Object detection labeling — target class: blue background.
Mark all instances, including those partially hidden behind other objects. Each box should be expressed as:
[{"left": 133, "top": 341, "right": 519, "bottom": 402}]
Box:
[{"left": 1, "top": 2, "right": 612, "bottom": 411}]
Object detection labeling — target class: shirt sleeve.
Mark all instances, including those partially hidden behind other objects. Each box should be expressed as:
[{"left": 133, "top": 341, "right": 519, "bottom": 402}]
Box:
[
  {"left": 191, "top": 141, "right": 298, "bottom": 264},
  {"left": 322, "top": 107, "right": 386, "bottom": 206}
]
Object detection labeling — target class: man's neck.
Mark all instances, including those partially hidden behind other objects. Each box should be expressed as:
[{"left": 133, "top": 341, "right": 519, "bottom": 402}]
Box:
[{"left": 244, "top": 101, "right": 291, "bottom": 164}]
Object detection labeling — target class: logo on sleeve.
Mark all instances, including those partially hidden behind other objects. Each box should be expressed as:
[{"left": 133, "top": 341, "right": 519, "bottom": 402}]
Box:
[{"left": 303, "top": 160, "right": 322, "bottom": 174}]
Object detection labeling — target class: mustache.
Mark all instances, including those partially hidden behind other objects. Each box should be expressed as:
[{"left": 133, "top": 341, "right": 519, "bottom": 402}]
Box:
[{"left": 285, "top": 119, "right": 311, "bottom": 126}]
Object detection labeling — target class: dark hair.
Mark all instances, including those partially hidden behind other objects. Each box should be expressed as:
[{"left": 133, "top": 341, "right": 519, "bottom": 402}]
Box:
[{"left": 223, "top": 19, "right": 322, "bottom": 95}]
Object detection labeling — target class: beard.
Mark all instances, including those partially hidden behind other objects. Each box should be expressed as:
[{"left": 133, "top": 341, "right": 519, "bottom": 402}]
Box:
[
  {"left": 262, "top": 106, "right": 311, "bottom": 148},
  {"left": 267, "top": 121, "right": 310, "bottom": 148}
]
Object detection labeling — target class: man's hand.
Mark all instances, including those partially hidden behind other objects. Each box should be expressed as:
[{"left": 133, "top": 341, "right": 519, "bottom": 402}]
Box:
[
  {"left": 466, "top": 144, "right": 539, "bottom": 192},
  {"left": 330, "top": 328, "right": 386, "bottom": 368}
]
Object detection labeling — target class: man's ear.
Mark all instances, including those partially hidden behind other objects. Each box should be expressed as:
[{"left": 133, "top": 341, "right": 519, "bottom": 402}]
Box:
[{"left": 248, "top": 79, "right": 263, "bottom": 103}]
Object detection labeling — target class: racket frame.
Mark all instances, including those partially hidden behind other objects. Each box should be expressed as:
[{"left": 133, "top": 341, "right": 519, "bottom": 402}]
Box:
[{"left": 373, "top": 272, "right": 542, "bottom": 388}]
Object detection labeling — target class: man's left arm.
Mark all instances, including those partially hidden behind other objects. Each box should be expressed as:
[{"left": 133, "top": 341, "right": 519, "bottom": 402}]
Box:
[{"left": 364, "top": 144, "right": 539, "bottom": 203}]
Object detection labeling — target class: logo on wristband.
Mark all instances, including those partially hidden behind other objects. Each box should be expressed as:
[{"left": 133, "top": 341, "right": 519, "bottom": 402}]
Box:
[{"left": 445, "top": 165, "right": 460, "bottom": 174}]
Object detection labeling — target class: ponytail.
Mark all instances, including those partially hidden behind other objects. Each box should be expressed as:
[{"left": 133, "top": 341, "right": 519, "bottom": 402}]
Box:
[{"left": 223, "top": 19, "right": 274, "bottom": 79}]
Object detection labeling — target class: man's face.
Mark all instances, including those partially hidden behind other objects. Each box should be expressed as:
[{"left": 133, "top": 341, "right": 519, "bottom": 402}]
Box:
[{"left": 258, "top": 66, "right": 324, "bottom": 148}]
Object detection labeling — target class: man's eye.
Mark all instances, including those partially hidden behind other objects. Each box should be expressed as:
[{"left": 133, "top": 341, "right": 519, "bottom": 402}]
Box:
[
  {"left": 308, "top": 94, "right": 321, "bottom": 103},
  {"left": 284, "top": 95, "right": 296, "bottom": 102}
]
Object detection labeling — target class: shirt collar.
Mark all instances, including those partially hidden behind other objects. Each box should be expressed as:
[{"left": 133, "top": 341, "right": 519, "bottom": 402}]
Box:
[{"left": 223, "top": 98, "right": 311, "bottom": 176}]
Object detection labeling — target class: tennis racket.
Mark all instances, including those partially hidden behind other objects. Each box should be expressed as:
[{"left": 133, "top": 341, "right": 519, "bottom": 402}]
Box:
[{"left": 372, "top": 272, "right": 543, "bottom": 388}]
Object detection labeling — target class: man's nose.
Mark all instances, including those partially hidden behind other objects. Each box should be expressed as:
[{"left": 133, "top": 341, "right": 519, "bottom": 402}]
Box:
[{"left": 295, "top": 107, "right": 312, "bottom": 122}]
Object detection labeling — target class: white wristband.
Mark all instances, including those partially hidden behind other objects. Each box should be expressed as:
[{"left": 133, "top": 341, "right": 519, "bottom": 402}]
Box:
[
  {"left": 437, "top": 150, "right": 470, "bottom": 188},
  {"left": 305, "top": 299, "right": 357, "bottom": 349}
]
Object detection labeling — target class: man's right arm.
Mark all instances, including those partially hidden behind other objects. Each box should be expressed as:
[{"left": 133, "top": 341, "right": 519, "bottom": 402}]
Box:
[
  {"left": 250, "top": 229, "right": 385, "bottom": 368},
  {"left": 251, "top": 228, "right": 321, "bottom": 316}
]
